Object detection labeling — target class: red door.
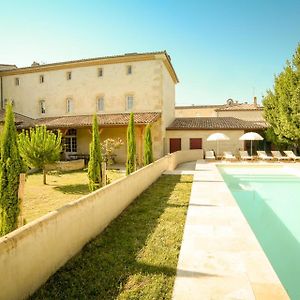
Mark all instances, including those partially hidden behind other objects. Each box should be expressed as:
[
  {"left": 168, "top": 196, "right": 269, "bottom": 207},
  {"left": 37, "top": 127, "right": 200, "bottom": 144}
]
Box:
[
  {"left": 190, "top": 138, "right": 202, "bottom": 149},
  {"left": 170, "top": 138, "right": 181, "bottom": 153}
]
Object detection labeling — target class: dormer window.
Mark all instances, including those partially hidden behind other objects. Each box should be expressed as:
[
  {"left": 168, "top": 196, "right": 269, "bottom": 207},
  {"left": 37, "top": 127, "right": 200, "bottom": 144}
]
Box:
[
  {"left": 15, "top": 78, "right": 20, "bottom": 86},
  {"left": 126, "top": 65, "right": 132, "bottom": 75},
  {"left": 66, "top": 72, "right": 72, "bottom": 80},
  {"left": 40, "top": 75, "right": 44, "bottom": 83}
]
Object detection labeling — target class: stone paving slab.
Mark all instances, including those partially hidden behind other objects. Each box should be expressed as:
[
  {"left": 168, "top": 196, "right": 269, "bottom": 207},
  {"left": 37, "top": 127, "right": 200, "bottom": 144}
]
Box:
[{"left": 172, "top": 161, "right": 289, "bottom": 300}]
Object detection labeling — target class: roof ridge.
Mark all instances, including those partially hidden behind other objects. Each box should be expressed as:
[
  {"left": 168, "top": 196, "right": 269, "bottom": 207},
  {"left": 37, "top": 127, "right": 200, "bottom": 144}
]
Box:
[{"left": 0, "top": 51, "right": 167, "bottom": 72}]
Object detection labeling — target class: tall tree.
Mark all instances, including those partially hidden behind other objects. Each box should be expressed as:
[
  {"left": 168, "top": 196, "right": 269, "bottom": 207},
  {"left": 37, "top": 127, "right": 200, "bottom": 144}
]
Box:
[
  {"left": 18, "top": 126, "right": 62, "bottom": 184},
  {"left": 0, "top": 103, "right": 22, "bottom": 235},
  {"left": 263, "top": 43, "right": 300, "bottom": 149},
  {"left": 126, "top": 113, "right": 136, "bottom": 175},
  {"left": 143, "top": 124, "right": 153, "bottom": 165},
  {"left": 88, "top": 115, "right": 102, "bottom": 191}
]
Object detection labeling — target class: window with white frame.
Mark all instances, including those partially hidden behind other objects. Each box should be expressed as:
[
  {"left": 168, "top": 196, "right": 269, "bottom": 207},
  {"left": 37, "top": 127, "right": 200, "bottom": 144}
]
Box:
[
  {"left": 3, "top": 99, "right": 8, "bottom": 108},
  {"left": 97, "top": 96, "right": 104, "bottom": 111},
  {"left": 98, "top": 68, "right": 103, "bottom": 77},
  {"left": 39, "top": 75, "right": 44, "bottom": 83},
  {"left": 66, "top": 98, "right": 73, "bottom": 113},
  {"left": 15, "top": 78, "right": 20, "bottom": 86},
  {"left": 126, "top": 95, "right": 134, "bottom": 110},
  {"left": 66, "top": 72, "right": 72, "bottom": 80},
  {"left": 39, "top": 100, "right": 46, "bottom": 114},
  {"left": 126, "top": 65, "right": 132, "bottom": 75},
  {"left": 64, "top": 129, "right": 77, "bottom": 153}
]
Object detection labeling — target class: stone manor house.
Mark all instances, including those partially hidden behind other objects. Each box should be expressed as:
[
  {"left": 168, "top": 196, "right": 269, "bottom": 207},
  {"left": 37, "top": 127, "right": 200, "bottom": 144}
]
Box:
[{"left": 0, "top": 51, "right": 267, "bottom": 163}]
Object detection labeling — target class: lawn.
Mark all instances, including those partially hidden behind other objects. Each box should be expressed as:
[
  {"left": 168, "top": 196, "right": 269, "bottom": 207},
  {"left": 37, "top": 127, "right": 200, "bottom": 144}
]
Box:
[
  {"left": 30, "top": 174, "right": 193, "bottom": 300},
  {"left": 23, "top": 169, "right": 125, "bottom": 223}
]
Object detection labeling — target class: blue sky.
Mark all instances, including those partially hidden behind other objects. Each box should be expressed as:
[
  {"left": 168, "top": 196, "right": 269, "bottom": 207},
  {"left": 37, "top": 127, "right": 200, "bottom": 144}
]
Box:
[{"left": 1, "top": 0, "right": 300, "bottom": 105}]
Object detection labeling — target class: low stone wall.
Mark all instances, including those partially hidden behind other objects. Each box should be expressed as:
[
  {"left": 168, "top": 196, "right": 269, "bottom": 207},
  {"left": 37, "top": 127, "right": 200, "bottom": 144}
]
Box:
[
  {"left": 0, "top": 151, "right": 195, "bottom": 300},
  {"left": 168, "top": 149, "right": 203, "bottom": 171},
  {"left": 45, "top": 159, "right": 85, "bottom": 172}
]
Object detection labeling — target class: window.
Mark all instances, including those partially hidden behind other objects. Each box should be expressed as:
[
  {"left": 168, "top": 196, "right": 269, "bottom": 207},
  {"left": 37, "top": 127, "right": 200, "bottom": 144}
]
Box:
[
  {"left": 64, "top": 129, "right": 77, "bottom": 153},
  {"left": 39, "top": 100, "right": 46, "bottom": 114},
  {"left": 39, "top": 75, "right": 44, "bottom": 83},
  {"left": 189, "top": 138, "right": 202, "bottom": 149},
  {"left": 97, "top": 97, "right": 104, "bottom": 111},
  {"left": 126, "top": 65, "right": 132, "bottom": 75},
  {"left": 15, "top": 78, "right": 20, "bottom": 86},
  {"left": 170, "top": 138, "right": 181, "bottom": 153},
  {"left": 66, "top": 72, "right": 72, "bottom": 80},
  {"left": 126, "top": 95, "right": 133, "bottom": 110},
  {"left": 66, "top": 98, "right": 73, "bottom": 113},
  {"left": 98, "top": 68, "right": 103, "bottom": 77},
  {"left": 3, "top": 99, "right": 8, "bottom": 108}
]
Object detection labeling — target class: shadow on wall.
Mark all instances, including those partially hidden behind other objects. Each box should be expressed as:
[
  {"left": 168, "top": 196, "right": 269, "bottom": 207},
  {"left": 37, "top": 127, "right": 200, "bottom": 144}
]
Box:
[{"left": 31, "top": 175, "right": 191, "bottom": 299}]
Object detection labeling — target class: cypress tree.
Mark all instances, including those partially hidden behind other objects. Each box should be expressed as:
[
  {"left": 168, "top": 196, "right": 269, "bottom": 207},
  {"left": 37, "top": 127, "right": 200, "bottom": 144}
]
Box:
[
  {"left": 88, "top": 115, "right": 102, "bottom": 191},
  {"left": 0, "top": 103, "right": 22, "bottom": 235},
  {"left": 18, "top": 126, "right": 62, "bottom": 185},
  {"left": 143, "top": 124, "right": 153, "bottom": 165},
  {"left": 126, "top": 112, "right": 136, "bottom": 175}
]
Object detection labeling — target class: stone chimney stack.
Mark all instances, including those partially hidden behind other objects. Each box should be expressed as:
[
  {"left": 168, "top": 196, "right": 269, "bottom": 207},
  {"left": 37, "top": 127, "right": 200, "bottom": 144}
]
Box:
[{"left": 253, "top": 96, "right": 257, "bottom": 106}]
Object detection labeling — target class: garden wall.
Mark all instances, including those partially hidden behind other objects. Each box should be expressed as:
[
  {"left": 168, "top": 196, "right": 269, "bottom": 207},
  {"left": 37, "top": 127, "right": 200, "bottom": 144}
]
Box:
[
  {"left": 45, "top": 159, "right": 85, "bottom": 172},
  {"left": 0, "top": 150, "right": 197, "bottom": 300}
]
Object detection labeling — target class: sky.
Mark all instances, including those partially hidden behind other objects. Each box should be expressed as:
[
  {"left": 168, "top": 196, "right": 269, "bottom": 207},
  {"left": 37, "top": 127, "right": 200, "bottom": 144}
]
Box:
[{"left": 1, "top": 0, "right": 300, "bottom": 105}]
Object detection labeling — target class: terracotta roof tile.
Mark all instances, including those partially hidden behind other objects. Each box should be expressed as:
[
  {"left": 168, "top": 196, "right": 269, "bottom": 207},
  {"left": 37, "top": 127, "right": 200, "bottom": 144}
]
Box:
[
  {"left": 0, "top": 109, "right": 35, "bottom": 128},
  {"left": 216, "top": 103, "right": 263, "bottom": 111},
  {"left": 31, "top": 112, "right": 161, "bottom": 129},
  {"left": 167, "top": 117, "right": 268, "bottom": 130}
]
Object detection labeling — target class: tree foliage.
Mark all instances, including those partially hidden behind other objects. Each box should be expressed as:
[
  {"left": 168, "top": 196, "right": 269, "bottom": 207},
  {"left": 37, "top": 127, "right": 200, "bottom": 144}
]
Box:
[
  {"left": 0, "top": 103, "right": 22, "bottom": 235},
  {"left": 18, "top": 125, "right": 62, "bottom": 184},
  {"left": 101, "top": 138, "right": 123, "bottom": 165},
  {"left": 88, "top": 115, "right": 102, "bottom": 191},
  {"left": 126, "top": 113, "right": 136, "bottom": 175},
  {"left": 263, "top": 43, "right": 300, "bottom": 148},
  {"left": 143, "top": 124, "right": 153, "bottom": 165}
]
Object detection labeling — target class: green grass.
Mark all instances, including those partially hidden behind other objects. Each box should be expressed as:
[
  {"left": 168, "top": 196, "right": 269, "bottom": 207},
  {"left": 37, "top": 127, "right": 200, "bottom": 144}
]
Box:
[
  {"left": 30, "top": 175, "right": 193, "bottom": 300},
  {"left": 23, "top": 169, "right": 125, "bottom": 223}
]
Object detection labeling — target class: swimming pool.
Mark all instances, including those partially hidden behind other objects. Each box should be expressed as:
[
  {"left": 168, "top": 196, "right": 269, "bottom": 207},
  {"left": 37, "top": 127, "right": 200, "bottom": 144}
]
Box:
[{"left": 218, "top": 165, "right": 300, "bottom": 300}]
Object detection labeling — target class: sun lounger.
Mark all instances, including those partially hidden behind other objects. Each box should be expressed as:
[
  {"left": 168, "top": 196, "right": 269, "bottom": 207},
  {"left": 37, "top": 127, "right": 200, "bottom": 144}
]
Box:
[
  {"left": 239, "top": 151, "right": 253, "bottom": 160},
  {"left": 271, "top": 151, "right": 290, "bottom": 161},
  {"left": 284, "top": 151, "right": 300, "bottom": 161},
  {"left": 205, "top": 150, "right": 215, "bottom": 160},
  {"left": 257, "top": 151, "right": 273, "bottom": 161},
  {"left": 223, "top": 151, "right": 236, "bottom": 160}
]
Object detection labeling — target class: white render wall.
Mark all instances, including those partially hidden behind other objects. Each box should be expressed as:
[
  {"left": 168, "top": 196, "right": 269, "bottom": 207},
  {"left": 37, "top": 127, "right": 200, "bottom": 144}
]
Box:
[
  {"left": 2, "top": 59, "right": 174, "bottom": 121},
  {"left": 166, "top": 129, "right": 245, "bottom": 156}
]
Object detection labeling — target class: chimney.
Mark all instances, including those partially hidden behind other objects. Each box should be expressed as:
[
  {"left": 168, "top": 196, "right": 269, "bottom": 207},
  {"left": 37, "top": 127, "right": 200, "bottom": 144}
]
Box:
[{"left": 253, "top": 96, "right": 257, "bottom": 106}]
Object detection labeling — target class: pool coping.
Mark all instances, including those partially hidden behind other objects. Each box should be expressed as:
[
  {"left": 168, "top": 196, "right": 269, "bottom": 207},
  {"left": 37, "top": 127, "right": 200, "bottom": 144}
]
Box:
[{"left": 172, "top": 160, "right": 290, "bottom": 299}]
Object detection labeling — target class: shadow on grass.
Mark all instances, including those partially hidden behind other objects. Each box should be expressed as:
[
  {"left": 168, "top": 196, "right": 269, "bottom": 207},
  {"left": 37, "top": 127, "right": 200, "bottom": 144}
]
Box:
[
  {"left": 53, "top": 184, "right": 89, "bottom": 195},
  {"left": 30, "top": 175, "right": 192, "bottom": 300}
]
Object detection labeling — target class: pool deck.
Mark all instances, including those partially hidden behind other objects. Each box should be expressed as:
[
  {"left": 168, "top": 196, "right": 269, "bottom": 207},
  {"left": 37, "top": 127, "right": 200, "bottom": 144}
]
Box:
[{"left": 171, "top": 160, "right": 290, "bottom": 300}]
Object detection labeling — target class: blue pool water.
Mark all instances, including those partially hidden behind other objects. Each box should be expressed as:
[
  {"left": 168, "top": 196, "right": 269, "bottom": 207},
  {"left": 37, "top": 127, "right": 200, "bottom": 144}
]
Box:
[{"left": 218, "top": 165, "right": 300, "bottom": 299}]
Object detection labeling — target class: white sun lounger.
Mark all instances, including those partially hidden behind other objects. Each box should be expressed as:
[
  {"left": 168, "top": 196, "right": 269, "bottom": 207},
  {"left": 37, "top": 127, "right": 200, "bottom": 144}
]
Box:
[
  {"left": 284, "top": 151, "right": 300, "bottom": 161},
  {"left": 257, "top": 151, "right": 273, "bottom": 160},
  {"left": 205, "top": 150, "right": 215, "bottom": 160},
  {"left": 223, "top": 151, "right": 236, "bottom": 160},
  {"left": 271, "top": 151, "right": 290, "bottom": 161},
  {"left": 239, "top": 151, "right": 253, "bottom": 160}
]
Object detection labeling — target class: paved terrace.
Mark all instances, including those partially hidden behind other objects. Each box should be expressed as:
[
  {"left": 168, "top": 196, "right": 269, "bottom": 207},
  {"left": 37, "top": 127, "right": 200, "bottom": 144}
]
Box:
[{"left": 171, "top": 161, "right": 290, "bottom": 300}]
